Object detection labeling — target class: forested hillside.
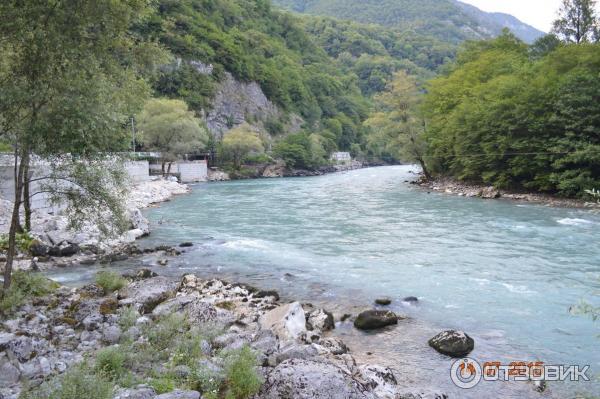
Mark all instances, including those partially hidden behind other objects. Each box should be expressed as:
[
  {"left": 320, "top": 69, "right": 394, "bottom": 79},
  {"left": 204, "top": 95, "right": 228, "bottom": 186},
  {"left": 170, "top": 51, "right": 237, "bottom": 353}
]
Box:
[
  {"left": 422, "top": 33, "right": 600, "bottom": 196},
  {"left": 272, "top": 0, "right": 544, "bottom": 44},
  {"left": 138, "top": 0, "right": 369, "bottom": 155},
  {"left": 300, "top": 17, "right": 455, "bottom": 95}
]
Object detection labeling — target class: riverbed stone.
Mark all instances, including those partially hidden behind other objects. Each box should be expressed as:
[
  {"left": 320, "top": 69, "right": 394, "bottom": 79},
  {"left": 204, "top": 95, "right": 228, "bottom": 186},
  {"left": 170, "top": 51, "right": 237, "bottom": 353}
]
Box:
[
  {"left": 402, "top": 296, "right": 419, "bottom": 304},
  {"left": 354, "top": 310, "right": 399, "bottom": 330},
  {"left": 113, "top": 386, "right": 157, "bottom": 399},
  {"left": 375, "top": 298, "right": 392, "bottom": 306},
  {"left": 428, "top": 330, "right": 474, "bottom": 357},
  {"left": 119, "top": 276, "right": 178, "bottom": 313},
  {"left": 259, "top": 302, "right": 306, "bottom": 341},
  {"left": 261, "top": 358, "right": 374, "bottom": 399},
  {"left": 306, "top": 307, "right": 335, "bottom": 332},
  {"left": 315, "top": 337, "right": 349, "bottom": 355},
  {"left": 358, "top": 364, "right": 398, "bottom": 399},
  {"left": 155, "top": 390, "right": 200, "bottom": 399}
]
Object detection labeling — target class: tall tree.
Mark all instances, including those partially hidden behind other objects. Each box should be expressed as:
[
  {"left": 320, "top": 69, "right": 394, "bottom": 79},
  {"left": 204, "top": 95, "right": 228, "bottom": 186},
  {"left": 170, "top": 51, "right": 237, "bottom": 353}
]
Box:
[
  {"left": 553, "top": 0, "right": 599, "bottom": 43},
  {"left": 0, "top": 0, "right": 159, "bottom": 290},
  {"left": 221, "top": 124, "right": 264, "bottom": 169},
  {"left": 138, "top": 98, "right": 209, "bottom": 174},
  {"left": 364, "top": 71, "right": 431, "bottom": 179}
]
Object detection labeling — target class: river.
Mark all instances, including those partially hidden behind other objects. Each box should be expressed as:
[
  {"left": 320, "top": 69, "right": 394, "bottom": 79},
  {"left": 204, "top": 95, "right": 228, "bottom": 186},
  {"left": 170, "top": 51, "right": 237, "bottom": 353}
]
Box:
[{"left": 48, "top": 165, "right": 600, "bottom": 398}]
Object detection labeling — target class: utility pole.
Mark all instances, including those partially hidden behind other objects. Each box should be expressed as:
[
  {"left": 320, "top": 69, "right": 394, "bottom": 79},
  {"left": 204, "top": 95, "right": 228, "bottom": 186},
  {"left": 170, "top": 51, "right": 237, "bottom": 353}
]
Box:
[{"left": 131, "top": 117, "right": 136, "bottom": 154}]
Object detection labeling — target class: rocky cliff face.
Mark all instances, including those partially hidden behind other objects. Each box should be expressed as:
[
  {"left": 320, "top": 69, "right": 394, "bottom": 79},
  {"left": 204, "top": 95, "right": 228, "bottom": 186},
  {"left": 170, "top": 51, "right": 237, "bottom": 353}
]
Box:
[{"left": 205, "top": 72, "right": 280, "bottom": 139}]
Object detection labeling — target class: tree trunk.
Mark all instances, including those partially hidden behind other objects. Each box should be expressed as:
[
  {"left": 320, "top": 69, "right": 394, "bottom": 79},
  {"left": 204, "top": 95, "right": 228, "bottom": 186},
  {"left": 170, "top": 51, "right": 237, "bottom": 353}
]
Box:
[
  {"left": 3, "top": 150, "right": 26, "bottom": 291},
  {"left": 166, "top": 162, "right": 172, "bottom": 175},
  {"left": 23, "top": 152, "right": 32, "bottom": 232},
  {"left": 161, "top": 160, "right": 166, "bottom": 176},
  {"left": 418, "top": 157, "right": 432, "bottom": 181}
]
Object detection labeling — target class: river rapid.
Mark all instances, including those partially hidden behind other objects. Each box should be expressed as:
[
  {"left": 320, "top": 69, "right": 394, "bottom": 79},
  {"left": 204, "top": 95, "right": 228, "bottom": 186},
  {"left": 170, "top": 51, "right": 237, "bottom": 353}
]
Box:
[{"left": 48, "top": 165, "right": 600, "bottom": 398}]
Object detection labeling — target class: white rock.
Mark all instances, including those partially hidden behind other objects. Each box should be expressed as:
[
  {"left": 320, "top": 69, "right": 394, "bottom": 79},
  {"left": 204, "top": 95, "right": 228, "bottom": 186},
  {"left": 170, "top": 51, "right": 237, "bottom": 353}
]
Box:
[{"left": 259, "top": 302, "right": 306, "bottom": 342}]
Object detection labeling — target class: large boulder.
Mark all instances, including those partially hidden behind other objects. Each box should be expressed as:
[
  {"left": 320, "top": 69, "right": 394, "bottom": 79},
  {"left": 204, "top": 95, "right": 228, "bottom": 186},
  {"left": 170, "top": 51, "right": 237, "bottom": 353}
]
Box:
[
  {"left": 354, "top": 310, "right": 399, "bottom": 331},
  {"left": 152, "top": 295, "right": 233, "bottom": 326},
  {"left": 113, "top": 386, "right": 157, "bottom": 399},
  {"left": 119, "top": 276, "right": 178, "bottom": 313},
  {"left": 260, "top": 359, "right": 375, "bottom": 399},
  {"left": 259, "top": 302, "right": 307, "bottom": 342},
  {"left": 358, "top": 364, "right": 398, "bottom": 399},
  {"left": 428, "top": 330, "right": 474, "bottom": 358},
  {"left": 305, "top": 308, "right": 335, "bottom": 332}
]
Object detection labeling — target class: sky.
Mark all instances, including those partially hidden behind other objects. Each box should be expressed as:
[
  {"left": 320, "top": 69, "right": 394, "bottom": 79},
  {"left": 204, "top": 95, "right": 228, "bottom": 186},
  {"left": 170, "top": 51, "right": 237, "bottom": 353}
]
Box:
[{"left": 460, "top": 0, "right": 562, "bottom": 32}]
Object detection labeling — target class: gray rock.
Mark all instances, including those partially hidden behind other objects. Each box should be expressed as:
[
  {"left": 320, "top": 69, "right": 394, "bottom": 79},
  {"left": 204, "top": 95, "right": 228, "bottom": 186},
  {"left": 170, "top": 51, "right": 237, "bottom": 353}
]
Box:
[
  {"left": 270, "top": 343, "right": 319, "bottom": 366},
  {"left": 428, "top": 330, "right": 474, "bottom": 358},
  {"left": 82, "top": 313, "right": 104, "bottom": 331},
  {"left": 6, "top": 336, "right": 45, "bottom": 363},
  {"left": 375, "top": 298, "right": 392, "bottom": 306},
  {"left": 259, "top": 302, "right": 307, "bottom": 342},
  {"left": 402, "top": 297, "right": 419, "bottom": 304},
  {"left": 155, "top": 390, "right": 200, "bottom": 399},
  {"left": 0, "top": 332, "right": 16, "bottom": 351},
  {"left": 113, "top": 386, "right": 157, "bottom": 399},
  {"left": 0, "top": 354, "right": 20, "bottom": 385},
  {"left": 20, "top": 356, "right": 52, "bottom": 380},
  {"left": 102, "top": 325, "right": 122, "bottom": 344},
  {"left": 261, "top": 358, "right": 374, "bottom": 399},
  {"left": 152, "top": 296, "right": 221, "bottom": 326},
  {"left": 358, "top": 364, "right": 397, "bottom": 398},
  {"left": 119, "top": 276, "right": 178, "bottom": 313},
  {"left": 316, "top": 337, "right": 349, "bottom": 355},
  {"left": 306, "top": 308, "right": 335, "bottom": 332},
  {"left": 396, "top": 391, "right": 448, "bottom": 399},
  {"left": 354, "top": 310, "right": 399, "bottom": 331}
]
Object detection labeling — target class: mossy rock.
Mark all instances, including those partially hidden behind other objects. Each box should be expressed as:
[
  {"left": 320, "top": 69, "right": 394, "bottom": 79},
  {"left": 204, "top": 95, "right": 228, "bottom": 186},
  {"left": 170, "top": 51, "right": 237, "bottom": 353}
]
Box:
[
  {"left": 216, "top": 301, "right": 236, "bottom": 311},
  {"left": 99, "top": 298, "right": 119, "bottom": 315}
]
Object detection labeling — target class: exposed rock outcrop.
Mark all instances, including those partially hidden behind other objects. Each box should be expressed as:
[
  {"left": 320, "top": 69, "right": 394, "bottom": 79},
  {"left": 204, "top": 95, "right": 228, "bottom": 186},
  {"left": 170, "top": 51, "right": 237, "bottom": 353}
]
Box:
[{"left": 428, "top": 330, "right": 474, "bottom": 357}]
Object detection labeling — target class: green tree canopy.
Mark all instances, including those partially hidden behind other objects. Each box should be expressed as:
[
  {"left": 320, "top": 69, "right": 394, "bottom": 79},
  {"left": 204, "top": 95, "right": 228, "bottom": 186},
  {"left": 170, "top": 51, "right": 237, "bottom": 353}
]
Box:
[
  {"left": 138, "top": 98, "right": 209, "bottom": 170},
  {"left": 221, "top": 124, "right": 264, "bottom": 169},
  {"left": 553, "top": 0, "right": 599, "bottom": 43}
]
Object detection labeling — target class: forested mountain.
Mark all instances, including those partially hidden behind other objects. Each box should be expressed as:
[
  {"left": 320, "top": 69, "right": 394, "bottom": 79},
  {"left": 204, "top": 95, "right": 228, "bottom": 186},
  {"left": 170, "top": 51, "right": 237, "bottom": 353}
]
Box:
[
  {"left": 139, "top": 0, "right": 370, "bottom": 155},
  {"left": 272, "top": 0, "right": 545, "bottom": 44}
]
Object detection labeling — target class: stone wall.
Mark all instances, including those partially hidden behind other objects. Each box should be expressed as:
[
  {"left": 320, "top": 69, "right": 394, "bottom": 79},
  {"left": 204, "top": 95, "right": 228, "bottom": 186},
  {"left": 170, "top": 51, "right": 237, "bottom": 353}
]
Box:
[{"left": 125, "top": 161, "right": 150, "bottom": 184}]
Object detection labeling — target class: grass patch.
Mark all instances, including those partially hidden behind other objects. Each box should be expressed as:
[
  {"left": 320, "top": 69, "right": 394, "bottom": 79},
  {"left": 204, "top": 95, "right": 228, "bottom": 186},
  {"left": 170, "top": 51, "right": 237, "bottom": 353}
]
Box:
[
  {"left": 118, "top": 305, "right": 139, "bottom": 330},
  {"left": 1, "top": 270, "right": 58, "bottom": 316},
  {"left": 223, "top": 346, "right": 263, "bottom": 399},
  {"left": 95, "top": 271, "right": 127, "bottom": 294},
  {"left": 0, "top": 231, "right": 36, "bottom": 253},
  {"left": 19, "top": 363, "right": 113, "bottom": 399}
]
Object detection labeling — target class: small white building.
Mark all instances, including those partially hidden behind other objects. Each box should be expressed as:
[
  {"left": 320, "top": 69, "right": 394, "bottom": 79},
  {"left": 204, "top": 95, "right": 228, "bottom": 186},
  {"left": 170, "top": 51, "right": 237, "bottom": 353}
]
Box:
[{"left": 330, "top": 152, "right": 352, "bottom": 163}]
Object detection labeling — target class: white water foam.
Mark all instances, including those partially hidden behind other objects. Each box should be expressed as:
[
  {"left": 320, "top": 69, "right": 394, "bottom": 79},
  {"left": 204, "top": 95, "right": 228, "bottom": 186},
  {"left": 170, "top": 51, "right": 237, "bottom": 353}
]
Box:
[{"left": 557, "top": 218, "right": 593, "bottom": 226}]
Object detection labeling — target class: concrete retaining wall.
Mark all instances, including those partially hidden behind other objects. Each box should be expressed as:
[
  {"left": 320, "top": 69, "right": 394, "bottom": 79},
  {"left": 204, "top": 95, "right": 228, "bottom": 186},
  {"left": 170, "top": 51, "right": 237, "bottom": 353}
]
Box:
[
  {"left": 149, "top": 161, "right": 208, "bottom": 183},
  {"left": 125, "top": 161, "right": 150, "bottom": 183}
]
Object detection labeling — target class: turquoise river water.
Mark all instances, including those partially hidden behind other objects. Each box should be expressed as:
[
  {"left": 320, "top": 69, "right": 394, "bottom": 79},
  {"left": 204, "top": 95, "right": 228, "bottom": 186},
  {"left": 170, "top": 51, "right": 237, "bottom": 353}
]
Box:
[{"left": 49, "top": 165, "right": 600, "bottom": 398}]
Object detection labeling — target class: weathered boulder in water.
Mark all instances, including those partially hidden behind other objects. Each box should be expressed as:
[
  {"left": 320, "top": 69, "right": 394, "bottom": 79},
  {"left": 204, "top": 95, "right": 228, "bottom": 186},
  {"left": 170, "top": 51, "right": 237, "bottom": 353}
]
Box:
[
  {"left": 354, "top": 310, "right": 399, "bottom": 330},
  {"left": 118, "top": 276, "right": 178, "bottom": 314},
  {"left": 305, "top": 307, "right": 335, "bottom": 332},
  {"left": 179, "top": 242, "right": 194, "bottom": 248},
  {"left": 259, "top": 302, "right": 306, "bottom": 341},
  {"left": 375, "top": 297, "right": 392, "bottom": 306},
  {"left": 260, "top": 358, "right": 374, "bottom": 399},
  {"left": 428, "top": 330, "right": 474, "bottom": 357},
  {"left": 315, "top": 337, "right": 349, "bottom": 355},
  {"left": 254, "top": 289, "right": 280, "bottom": 301},
  {"left": 402, "top": 296, "right": 419, "bottom": 304},
  {"left": 48, "top": 242, "right": 80, "bottom": 257}
]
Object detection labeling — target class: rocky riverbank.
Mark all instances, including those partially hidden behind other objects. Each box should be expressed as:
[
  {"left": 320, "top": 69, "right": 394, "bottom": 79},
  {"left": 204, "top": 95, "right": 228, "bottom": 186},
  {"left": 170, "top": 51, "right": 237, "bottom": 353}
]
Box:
[
  {"left": 416, "top": 176, "right": 600, "bottom": 209},
  {"left": 0, "top": 271, "right": 454, "bottom": 399},
  {"left": 0, "top": 178, "right": 189, "bottom": 273}
]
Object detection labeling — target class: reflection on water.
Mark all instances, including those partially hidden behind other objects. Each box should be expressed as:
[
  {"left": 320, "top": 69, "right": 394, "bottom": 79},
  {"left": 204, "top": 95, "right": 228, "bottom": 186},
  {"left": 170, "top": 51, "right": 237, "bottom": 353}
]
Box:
[{"left": 46, "top": 166, "right": 600, "bottom": 398}]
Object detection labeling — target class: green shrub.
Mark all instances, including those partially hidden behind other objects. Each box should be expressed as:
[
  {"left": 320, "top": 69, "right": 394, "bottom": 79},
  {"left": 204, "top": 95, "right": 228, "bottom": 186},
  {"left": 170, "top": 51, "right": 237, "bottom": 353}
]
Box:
[
  {"left": 118, "top": 306, "right": 139, "bottom": 330},
  {"left": 149, "top": 376, "right": 176, "bottom": 394},
  {"left": 95, "top": 347, "right": 126, "bottom": 380},
  {"left": 0, "top": 231, "right": 36, "bottom": 253},
  {"left": 1, "top": 271, "right": 58, "bottom": 315},
  {"left": 146, "top": 313, "right": 188, "bottom": 350},
  {"left": 19, "top": 363, "right": 113, "bottom": 399},
  {"left": 95, "top": 271, "right": 127, "bottom": 294},
  {"left": 242, "top": 153, "right": 272, "bottom": 165},
  {"left": 223, "top": 346, "right": 262, "bottom": 399}
]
